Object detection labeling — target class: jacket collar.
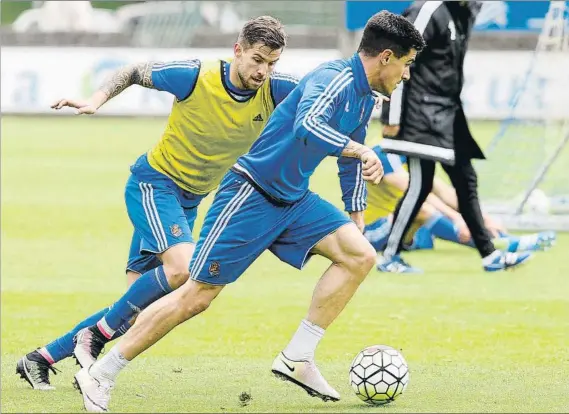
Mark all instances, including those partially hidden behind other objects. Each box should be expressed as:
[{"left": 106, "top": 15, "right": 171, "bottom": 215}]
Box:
[{"left": 349, "top": 53, "right": 372, "bottom": 97}]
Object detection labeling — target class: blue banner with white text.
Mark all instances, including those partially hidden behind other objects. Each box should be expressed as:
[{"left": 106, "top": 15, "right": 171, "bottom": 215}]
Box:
[{"left": 345, "top": 1, "right": 552, "bottom": 32}]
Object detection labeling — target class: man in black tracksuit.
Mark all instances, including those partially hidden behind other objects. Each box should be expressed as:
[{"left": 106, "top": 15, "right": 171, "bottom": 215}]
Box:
[{"left": 378, "top": 1, "right": 531, "bottom": 273}]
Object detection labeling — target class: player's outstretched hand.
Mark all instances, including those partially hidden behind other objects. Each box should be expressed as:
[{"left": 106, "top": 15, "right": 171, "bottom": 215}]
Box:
[
  {"left": 361, "top": 149, "right": 384, "bottom": 185},
  {"left": 484, "top": 215, "right": 506, "bottom": 239},
  {"left": 454, "top": 218, "right": 471, "bottom": 243},
  {"left": 51, "top": 98, "right": 97, "bottom": 115}
]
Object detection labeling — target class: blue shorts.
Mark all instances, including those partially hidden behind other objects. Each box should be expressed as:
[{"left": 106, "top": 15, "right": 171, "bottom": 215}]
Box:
[
  {"left": 126, "top": 231, "right": 162, "bottom": 274},
  {"left": 125, "top": 154, "right": 207, "bottom": 274},
  {"left": 189, "top": 171, "right": 352, "bottom": 285}
]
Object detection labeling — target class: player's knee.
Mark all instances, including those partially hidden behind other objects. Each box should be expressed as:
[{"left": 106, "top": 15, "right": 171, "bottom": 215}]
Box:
[
  {"left": 161, "top": 244, "right": 194, "bottom": 289},
  {"left": 178, "top": 284, "right": 216, "bottom": 320},
  {"left": 126, "top": 270, "right": 142, "bottom": 287},
  {"left": 344, "top": 243, "right": 376, "bottom": 276},
  {"left": 359, "top": 244, "right": 377, "bottom": 273},
  {"left": 186, "top": 296, "right": 212, "bottom": 317},
  {"left": 179, "top": 297, "right": 211, "bottom": 321},
  {"left": 163, "top": 263, "right": 191, "bottom": 289},
  {"left": 416, "top": 206, "right": 431, "bottom": 223}
]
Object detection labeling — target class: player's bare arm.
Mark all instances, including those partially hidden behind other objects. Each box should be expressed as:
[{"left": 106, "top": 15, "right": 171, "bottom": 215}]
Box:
[
  {"left": 382, "top": 170, "right": 469, "bottom": 240},
  {"left": 99, "top": 62, "right": 154, "bottom": 101},
  {"left": 483, "top": 214, "right": 507, "bottom": 238},
  {"left": 51, "top": 61, "right": 155, "bottom": 114},
  {"left": 433, "top": 177, "right": 503, "bottom": 238},
  {"left": 382, "top": 170, "right": 409, "bottom": 192},
  {"left": 425, "top": 193, "right": 471, "bottom": 242},
  {"left": 341, "top": 141, "right": 384, "bottom": 185},
  {"left": 431, "top": 176, "right": 460, "bottom": 210},
  {"left": 426, "top": 193, "right": 463, "bottom": 223},
  {"left": 384, "top": 171, "right": 460, "bottom": 221},
  {"left": 341, "top": 140, "right": 372, "bottom": 159}
]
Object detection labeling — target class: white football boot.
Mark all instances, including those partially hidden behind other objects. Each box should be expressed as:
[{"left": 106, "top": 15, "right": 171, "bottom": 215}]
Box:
[
  {"left": 73, "top": 327, "right": 106, "bottom": 369},
  {"left": 74, "top": 367, "right": 113, "bottom": 413},
  {"left": 271, "top": 352, "right": 340, "bottom": 402}
]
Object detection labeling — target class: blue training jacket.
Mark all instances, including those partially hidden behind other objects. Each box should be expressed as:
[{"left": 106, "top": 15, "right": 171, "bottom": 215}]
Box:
[{"left": 233, "top": 53, "right": 376, "bottom": 212}]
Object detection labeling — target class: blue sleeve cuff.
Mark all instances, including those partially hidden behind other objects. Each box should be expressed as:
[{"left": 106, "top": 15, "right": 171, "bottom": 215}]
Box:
[{"left": 151, "top": 60, "right": 200, "bottom": 101}]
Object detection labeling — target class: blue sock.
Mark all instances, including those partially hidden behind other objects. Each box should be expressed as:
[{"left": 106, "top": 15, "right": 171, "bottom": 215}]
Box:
[
  {"left": 426, "top": 213, "right": 465, "bottom": 245},
  {"left": 408, "top": 226, "right": 435, "bottom": 250},
  {"left": 492, "top": 231, "right": 518, "bottom": 251},
  {"left": 111, "top": 320, "right": 132, "bottom": 340},
  {"left": 96, "top": 266, "right": 172, "bottom": 339},
  {"left": 40, "top": 306, "right": 110, "bottom": 364}
]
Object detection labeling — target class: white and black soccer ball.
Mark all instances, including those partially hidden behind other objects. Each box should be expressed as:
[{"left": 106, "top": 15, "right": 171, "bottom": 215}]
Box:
[
  {"left": 524, "top": 189, "right": 551, "bottom": 215},
  {"left": 348, "top": 344, "right": 409, "bottom": 405}
]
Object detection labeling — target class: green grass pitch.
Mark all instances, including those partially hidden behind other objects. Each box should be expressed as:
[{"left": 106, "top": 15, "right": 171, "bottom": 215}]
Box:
[{"left": 1, "top": 116, "right": 568, "bottom": 413}]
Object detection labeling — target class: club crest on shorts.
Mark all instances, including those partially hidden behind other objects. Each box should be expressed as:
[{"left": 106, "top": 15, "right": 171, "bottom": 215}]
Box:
[
  {"left": 208, "top": 261, "right": 221, "bottom": 276},
  {"left": 170, "top": 224, "right": 183, "bottom": 238}
]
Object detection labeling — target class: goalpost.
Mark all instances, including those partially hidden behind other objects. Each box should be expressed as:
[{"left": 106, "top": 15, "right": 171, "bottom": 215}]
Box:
[{"left": 477, "top": 1, "right": 569, "bottom": 231}]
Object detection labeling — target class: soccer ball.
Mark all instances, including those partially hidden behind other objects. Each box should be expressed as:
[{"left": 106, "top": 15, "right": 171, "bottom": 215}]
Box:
[
  {"left": 348, "top": 345, "right": 409, "bottom": 405},
  {"left": 525, "top": 189, "right": 550, "bottom": 215}
]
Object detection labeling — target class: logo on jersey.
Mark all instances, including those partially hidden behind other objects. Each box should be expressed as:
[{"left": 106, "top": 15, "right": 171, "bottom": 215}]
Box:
[
  {"left": 253, "top": 114, "right": 264, "bottom": 122},
  {"left": 208, "top": 261, "right": 221, "bottom": 276},
  {"left": 170, "top": 224, "right": 183, "bottom": 238},
  {"left": 345, "top": 101, "right": 350, "bottom": 112}
]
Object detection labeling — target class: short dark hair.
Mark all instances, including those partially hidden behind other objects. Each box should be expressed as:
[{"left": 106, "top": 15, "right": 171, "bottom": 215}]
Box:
[
  {"left": 237, "top": 16, "right": 287, "bottom": 51},
  {"left": 358, "top": 11, "right": 425, "bottom": 58}
]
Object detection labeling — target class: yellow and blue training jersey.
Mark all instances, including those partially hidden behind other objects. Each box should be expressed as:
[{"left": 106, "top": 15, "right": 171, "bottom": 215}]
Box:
[
  {"left": 364, "top": 145, "right": 408, "bottom": 226},
  {"left": 146, "top": 59, "right": 298, "bottom": 194}
]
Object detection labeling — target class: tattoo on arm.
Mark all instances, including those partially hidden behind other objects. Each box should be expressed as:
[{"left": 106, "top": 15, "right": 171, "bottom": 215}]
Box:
[
  {"left": 341, "top": 140, "right": 372, "bottom": 159},
  {"left": 99, "top": 61, "right": 155, "bottom": 102}
]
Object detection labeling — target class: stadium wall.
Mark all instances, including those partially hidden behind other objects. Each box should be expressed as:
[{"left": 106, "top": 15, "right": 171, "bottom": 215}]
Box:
[{"left": 2, "top": 47, "right": 567, "bottom": 120}]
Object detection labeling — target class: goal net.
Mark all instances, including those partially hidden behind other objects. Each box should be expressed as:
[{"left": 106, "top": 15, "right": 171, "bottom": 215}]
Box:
[{"left": 477, "top": 1, "right": 569, "bottom": 231}]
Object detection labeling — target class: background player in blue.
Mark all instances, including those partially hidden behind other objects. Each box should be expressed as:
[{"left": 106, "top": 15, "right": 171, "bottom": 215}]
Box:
[
  {"left": 17, "top": 16, "right": 298, "bottom": 391},
  {"left": 75, "top": 11, "right": 426, "bottom": 412},
  {"left": 364, "top": 145, "right": 555, "bottom": 271}
]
